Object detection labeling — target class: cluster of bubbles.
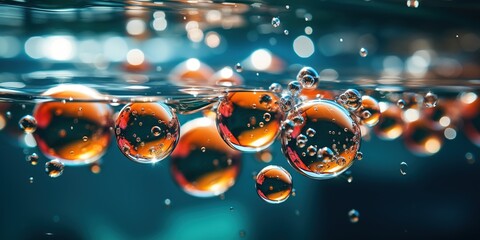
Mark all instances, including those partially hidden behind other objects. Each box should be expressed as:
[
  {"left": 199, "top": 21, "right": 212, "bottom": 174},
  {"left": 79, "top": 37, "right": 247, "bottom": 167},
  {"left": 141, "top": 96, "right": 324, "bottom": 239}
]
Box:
[{"left": 10, "top": 63, "right": 473, "bottom": 206}]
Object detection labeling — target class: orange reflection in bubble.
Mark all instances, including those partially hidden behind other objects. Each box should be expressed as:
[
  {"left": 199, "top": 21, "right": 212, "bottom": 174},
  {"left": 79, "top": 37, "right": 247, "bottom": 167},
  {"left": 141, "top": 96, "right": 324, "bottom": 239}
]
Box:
[
  {"left": 115, "top": 102, "right": 179, "bottom": 164},
  {"left": 33, "top": 85, "right": 112, "bottom": 165},
  {"left": 404, "top": 120, "right": 443, "bottom": 156},
  {"left": 217, "top": 91, "right": 283, "bottom": 151},
  {"left": 374, "top": 103, "right": 403, "bottom": 140},
  {"left": 171, "top": 117, "right": 241, "bottom": 197},
  {"left": 255, "top": 165, "right": 292, "bottom": 204}
]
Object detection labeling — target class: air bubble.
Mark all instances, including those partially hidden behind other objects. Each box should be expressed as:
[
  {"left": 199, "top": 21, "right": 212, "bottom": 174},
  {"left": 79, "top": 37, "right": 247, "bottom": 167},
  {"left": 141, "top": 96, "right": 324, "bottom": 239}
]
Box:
[
  {"left": 280, "top": 95, "right": 295, "bottom": 112},
  {"left": 171, "top": 117, "right": 241, "bottom": 197},
  {"left": 269, "top": 83, "right": 283, "bottom": 94},
  {"left": 297, "top": 67, "right": 319, "bottom": 89},
  {"left": 356, "top": 96, "right": 381, "bottom": 127},
  {"left": 337, "top": 89, "right": 362, "bottom": 111},
  {"left": 397, "top": 99, "right": 406, "bottom": 108},
  {"left": 400, "top": 162, "right": 408, "bottom": 175},
  {"left": 26, "top": 153, "right": 39, "bottom": 165},
  {"left": 33, "top": 85, "right": 112, "bottom": 165},
  {"left": 18, "top": 115, "right": 37, "bottom": 133},
  {"left": 151, "top": 126, "right": 162, "bottom": 137},
  {"left": 255, "top": 165, "right": 293, "bottom": 204},
  {"left": 306, "top": 128, "right": 316, "bottom": 137},
  {"left": 45, "top": 160, "right": 64, "bottom": 178},
  {"left": 115, "top": 102, "right": 179, "bottom": 164},
  {"left": 359, "top": 48, "right": 368, "bottom": 57},
  {"left": 356, "top": 151, "right": 363, "bottom": 160},
  {"left": 348, "top": 209, "right": 360, "bottom": 223},
  {"left": 424, "top": 92, "right": 438, "bottom": 108},
  {"left": 271, "top": 17, "right": 281, "bottom": 27},
  {"left": 235, "top": 63, "right": 243, "bottom": 72},
  {"left": 287, "top": 81, "right": 302, "bottom": 96},
  {"left": 281, "top": 100, "right": 361, "bottom": 179}
]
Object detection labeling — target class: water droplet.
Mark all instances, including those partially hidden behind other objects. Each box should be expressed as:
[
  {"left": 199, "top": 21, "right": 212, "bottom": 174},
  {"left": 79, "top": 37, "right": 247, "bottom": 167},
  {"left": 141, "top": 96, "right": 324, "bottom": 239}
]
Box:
[
  {"left": 284, "top": 30, "right": 289, "bottom": 35},
  {"left": 337, "top": 89, "right": 362, "bottom": 111},
  {"left": 255, "top": 165, "right": 293, "bottom": 204},
  {"left": 235, "top": 63, "right": 243, "bottom": 72},
  {"left": 82, "top": 136, "right": 88, "bottom": 142},
  {"left": 397, "top": 99, "right": 406, "bottom": 109},
  {"left": 45, "top": 160, "right": 64, "bottom": 178},
  {"left": 271, "top": 17, "right": 281, "bottom": 27},
  {"left": 18, "top": 115, "right": 37, "bottom": 133},
  {"left": 26, "top": 153, "right": 39, "bottom": 165},
  {"left": 400, "top": 162, "right": 408, "bottom": 175},
  {"left": 201, "top": 147, "right": 206, "bottom": 152},
  {"left": 164, "top": 198, "right": 171, "bottom": 207},
  {"left": 348, "top": 209, "right": 360, "bottom": 223},
  {"left": 115, "top": 102, "right": 179, "bottom": 164},
  {"left": 424, "top": 92, "right": 438, "bottom": 108},
  {"left": 359, "top": 47, "right": 368, "bottom": 57}
]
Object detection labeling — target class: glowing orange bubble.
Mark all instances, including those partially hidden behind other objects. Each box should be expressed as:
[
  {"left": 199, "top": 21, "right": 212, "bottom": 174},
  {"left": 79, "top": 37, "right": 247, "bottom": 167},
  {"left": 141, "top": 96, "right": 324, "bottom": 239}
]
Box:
[
  {"left": 404, "top": 120, "right": 443, "bottom": 156},
  {"left": 115, "top": 102, "right": 180, "bottom": 164},
  {"left": 255, "top": 165, "right": 292, "bottom": 204},
  {"left": 33, "top": 85, "right": 112, "bottom": 165},
  {"left": 170, "top": 117, "right": 241, "bottom": 197},
  {"left": 374, "top": 103, "right": 403, "bottom": 140},
  {"left": 281, "top": 100, "right": 361, "bottom": 180},
  {"left": 216, "top": 91, "right": 284, "bottom": 151},
  {"left": 357, "top": 95, "right": 381, "bottom": 127}
]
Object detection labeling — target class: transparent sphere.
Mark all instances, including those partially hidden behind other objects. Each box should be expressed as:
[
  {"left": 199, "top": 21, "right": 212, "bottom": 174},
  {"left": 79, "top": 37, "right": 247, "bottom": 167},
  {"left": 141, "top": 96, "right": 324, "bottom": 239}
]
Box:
[
  {"left": 33, "top": 84, "right": 112, "bottom": 166},
  {"left": 374, "top": 103, "right": 403, "bottom": 140},
  {"left": 115, "top": 102, "right": 180, "bottom": 163},
  {"left": 404, "top": 120, "right": 443, "bottom": 156},
  {"left": 337, "top": 89, "right": 362, "bottom": 111},
  {"left": 216, "top": 91, "right": 283, "bottom": 151},
  {"left": 255, "top": 165, "right": 293, "bottom": 204},
  {"left": 281, "top": 100, "right": 361, "bottom": 180},
  {"left": 45, "top": 160, "right": 64, "bottom": 178},
  {"left": 356, "top": 95, "right": 381, "bottom": 127},
  {"left": 296, "top": 66, "right": 319, "bottom": 89},
  {"left": 18, "top": 115, "right": 37, "bottom": 133},
  {"left": 170, "top": 117, "right": 241, "bottom": 197}
]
